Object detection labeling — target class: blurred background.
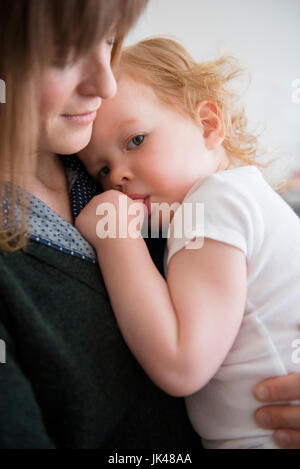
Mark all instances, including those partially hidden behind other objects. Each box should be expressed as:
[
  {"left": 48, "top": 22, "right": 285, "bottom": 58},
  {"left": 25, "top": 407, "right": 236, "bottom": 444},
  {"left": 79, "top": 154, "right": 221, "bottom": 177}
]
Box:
[{"left": 125, "top": 0, "right": 300, "bottom": 208}]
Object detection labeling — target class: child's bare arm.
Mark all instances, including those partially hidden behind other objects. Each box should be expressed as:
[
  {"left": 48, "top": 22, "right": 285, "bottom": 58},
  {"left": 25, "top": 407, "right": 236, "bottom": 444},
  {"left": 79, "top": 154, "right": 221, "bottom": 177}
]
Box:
[{"left": 75, "top": 191, "right": 247, "bottom": 397}]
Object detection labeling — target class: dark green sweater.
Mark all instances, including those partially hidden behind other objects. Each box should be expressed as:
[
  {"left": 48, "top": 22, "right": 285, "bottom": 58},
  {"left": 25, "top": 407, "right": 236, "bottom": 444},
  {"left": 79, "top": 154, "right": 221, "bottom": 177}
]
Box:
[{"left": 0, "top": 240, "right": 200, "bottom": 449}]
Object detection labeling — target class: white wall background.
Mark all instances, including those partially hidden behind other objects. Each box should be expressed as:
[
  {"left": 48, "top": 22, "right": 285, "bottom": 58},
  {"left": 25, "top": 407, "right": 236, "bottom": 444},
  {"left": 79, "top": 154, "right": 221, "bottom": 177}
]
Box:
[{"left": 125, "top": 0, "right": 300, "bottom": 176}]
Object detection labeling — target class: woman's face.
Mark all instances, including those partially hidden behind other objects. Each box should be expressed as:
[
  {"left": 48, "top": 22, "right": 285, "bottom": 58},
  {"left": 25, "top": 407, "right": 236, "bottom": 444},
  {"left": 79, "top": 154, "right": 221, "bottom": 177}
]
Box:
[{"left": 39, "top": 36, "right": 117, "bottom": 156}]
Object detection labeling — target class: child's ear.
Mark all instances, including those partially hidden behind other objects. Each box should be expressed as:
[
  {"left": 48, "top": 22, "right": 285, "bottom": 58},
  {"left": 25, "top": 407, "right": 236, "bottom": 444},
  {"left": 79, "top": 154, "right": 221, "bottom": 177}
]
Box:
[{"left": 195, "top": 101, "right": 225, "bottom": 150}]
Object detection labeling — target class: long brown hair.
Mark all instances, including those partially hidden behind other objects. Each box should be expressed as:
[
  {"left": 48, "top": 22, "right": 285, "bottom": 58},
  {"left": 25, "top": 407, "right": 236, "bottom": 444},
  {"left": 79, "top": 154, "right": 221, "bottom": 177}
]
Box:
[{"left": 0, "top": 0, "right": 147, "bottom": 252}]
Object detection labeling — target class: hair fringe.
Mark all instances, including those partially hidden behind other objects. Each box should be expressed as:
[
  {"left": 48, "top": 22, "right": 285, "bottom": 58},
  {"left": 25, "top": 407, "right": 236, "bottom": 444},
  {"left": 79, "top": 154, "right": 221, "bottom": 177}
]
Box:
[{"left": 0, "top": 0, "right": 147, "bottom": 252}]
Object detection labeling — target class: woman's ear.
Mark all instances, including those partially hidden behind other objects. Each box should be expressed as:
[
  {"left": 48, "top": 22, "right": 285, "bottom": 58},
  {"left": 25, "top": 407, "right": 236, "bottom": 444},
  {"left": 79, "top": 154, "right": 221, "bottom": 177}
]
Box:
[{"left": 195, "top": 101, "right": 225, "bottom": 150}]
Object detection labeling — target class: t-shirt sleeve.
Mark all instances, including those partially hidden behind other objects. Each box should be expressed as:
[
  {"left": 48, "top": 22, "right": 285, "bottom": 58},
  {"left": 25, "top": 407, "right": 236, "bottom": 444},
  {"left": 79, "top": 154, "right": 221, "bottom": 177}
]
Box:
[{"left": 166, "top": 171, "right": 265, "bottom": 266}]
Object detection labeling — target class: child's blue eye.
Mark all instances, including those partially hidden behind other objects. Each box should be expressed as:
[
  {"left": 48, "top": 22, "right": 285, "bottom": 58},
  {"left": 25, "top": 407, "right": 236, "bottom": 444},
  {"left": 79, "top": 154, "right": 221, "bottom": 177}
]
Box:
[
  {"left": 127, "top": 135, "right": 145, "bottom": 150},
  {"left": 98, "top": 166, "right": 110, "bottom": 178}
]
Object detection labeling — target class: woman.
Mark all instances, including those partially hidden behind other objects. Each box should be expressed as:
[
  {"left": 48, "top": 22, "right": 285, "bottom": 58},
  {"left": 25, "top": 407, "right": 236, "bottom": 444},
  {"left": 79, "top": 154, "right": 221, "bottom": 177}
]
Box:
[{"left": 0, "top": 0, "right": 299, "bottom": 449}]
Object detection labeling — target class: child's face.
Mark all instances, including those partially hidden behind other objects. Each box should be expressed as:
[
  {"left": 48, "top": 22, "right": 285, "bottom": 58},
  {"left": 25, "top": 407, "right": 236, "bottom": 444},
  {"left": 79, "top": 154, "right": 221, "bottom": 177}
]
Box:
[{"left": 79, "top": 74, "right": 220, "bottom": 225}]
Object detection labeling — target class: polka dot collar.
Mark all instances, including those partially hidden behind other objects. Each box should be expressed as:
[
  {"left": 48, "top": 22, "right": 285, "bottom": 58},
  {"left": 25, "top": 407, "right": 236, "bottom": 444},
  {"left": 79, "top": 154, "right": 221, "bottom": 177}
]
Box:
[
  {"left": 3, "top": 155, "right": 103, "bottom": 263},
  {"left": 28, "top": 192, "right": 97, "bottom": 263}
]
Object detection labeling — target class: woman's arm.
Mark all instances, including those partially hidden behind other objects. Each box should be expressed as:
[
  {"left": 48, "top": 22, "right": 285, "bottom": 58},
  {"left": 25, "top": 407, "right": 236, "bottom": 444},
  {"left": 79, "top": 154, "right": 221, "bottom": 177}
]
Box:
[{"left": 75, "top": 191, "right": 247, "bottom": 397}]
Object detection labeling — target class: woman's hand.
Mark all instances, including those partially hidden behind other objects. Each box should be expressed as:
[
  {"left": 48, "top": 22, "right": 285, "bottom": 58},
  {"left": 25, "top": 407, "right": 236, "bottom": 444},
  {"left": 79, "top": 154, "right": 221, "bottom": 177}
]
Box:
[
  {"left": 75, "top": 190, "right": 146, "bottom": 248},
  {"left": 254, "top": 373, "right": 300, "bottom": 448}
]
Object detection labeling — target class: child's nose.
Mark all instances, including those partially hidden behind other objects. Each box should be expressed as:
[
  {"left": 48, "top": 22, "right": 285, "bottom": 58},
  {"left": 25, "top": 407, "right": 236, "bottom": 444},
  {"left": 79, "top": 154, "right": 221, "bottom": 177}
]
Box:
[{"left": 110, "top": 165, "right": 134, "bottom": 191}]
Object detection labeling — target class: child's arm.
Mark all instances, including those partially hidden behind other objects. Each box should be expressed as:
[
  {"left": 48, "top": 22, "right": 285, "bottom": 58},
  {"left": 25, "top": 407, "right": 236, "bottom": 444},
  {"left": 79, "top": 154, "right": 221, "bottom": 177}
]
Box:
[{"left": 75, "top": 191, "right": 247, "bottom": 397}]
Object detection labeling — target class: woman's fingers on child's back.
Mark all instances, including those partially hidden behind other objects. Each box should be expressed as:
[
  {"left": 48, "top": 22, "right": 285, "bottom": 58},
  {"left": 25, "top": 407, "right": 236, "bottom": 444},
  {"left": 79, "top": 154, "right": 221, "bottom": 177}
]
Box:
[
  {"left": 254, "top": 373, "right": 300, "bottom": 402},
  {"left": 255, "top": 405, "right": 300, "bottom": 429},
  {"left": 254, "top": 373, "right": 300, "bottom": 447},
  {"left": 274, "top": 428, "right": 300, "bottom": 449},
  {"left": 255, "top": 405, "right": 300, "bottom": 448}
]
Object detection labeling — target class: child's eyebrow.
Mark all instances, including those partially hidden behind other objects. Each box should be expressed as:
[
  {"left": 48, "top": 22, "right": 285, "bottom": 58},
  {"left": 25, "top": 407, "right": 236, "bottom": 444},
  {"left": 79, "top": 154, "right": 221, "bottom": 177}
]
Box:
[{"left": 117, "top": 118, "right": 140, "bottom": 132}]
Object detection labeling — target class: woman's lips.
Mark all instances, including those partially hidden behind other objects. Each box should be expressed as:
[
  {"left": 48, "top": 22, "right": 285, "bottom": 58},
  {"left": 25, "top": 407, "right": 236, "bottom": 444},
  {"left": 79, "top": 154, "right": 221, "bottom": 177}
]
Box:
[{"left": 62, "top": 111, "right": 97, "bottom": 125}]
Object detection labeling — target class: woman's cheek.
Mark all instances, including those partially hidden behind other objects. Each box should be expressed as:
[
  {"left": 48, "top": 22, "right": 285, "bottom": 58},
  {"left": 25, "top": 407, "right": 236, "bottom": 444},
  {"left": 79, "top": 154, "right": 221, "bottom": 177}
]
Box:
[{"left": 40, "top": 70, "right": 74, "bottom": 116}]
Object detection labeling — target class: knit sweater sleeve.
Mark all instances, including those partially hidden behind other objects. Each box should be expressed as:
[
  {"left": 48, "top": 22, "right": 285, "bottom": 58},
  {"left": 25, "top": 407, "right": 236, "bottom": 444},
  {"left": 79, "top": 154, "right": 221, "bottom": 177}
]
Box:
[{"left": 0, "top": 302, "right": 56, "bottom": 449}]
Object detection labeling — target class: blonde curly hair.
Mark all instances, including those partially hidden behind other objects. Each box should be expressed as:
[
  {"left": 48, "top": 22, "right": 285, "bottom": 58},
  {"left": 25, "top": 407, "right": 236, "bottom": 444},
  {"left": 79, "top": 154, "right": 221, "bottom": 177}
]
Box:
[{"left": 116, "top": 37, "right": 271, "bottom": 172}]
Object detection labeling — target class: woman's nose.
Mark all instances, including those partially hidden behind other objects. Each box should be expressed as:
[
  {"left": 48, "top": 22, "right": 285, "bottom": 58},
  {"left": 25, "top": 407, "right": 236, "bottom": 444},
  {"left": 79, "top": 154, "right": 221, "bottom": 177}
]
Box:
[{"left": 78, "top": 41, "right": 117, "bottom": 100}]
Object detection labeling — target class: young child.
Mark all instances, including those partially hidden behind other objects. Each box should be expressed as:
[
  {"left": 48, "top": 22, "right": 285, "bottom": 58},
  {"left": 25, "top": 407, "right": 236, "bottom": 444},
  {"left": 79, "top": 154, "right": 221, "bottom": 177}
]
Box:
[{"left": 75, "top": 38, "right": 300, "bottom": 449}]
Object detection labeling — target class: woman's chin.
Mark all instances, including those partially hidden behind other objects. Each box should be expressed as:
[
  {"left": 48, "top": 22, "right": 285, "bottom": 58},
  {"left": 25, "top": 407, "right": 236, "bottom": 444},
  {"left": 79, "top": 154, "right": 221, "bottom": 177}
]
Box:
[{"left": 54, "top": 130, "right": 93, "bottom": 155}]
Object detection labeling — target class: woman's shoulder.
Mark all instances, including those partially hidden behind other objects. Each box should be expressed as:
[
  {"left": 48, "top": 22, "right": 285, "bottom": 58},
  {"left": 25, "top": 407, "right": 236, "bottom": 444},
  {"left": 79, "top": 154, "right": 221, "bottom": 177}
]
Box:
[{"left": 0, "top": 241, "right": 100, "bottom": 290}]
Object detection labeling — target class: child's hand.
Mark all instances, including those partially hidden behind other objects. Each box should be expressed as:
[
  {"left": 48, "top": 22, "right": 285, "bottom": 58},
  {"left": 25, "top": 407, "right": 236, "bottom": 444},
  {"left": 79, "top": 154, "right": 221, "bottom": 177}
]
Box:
[{"left": 75, "top": 190, "right": 146, "bottom": 248}]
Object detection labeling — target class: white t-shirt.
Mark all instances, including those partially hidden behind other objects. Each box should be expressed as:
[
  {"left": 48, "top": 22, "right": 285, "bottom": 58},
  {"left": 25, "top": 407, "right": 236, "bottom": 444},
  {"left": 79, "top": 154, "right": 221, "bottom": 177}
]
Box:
[{"left": 164, "top": 166, "right": 300, "bottom": 449}]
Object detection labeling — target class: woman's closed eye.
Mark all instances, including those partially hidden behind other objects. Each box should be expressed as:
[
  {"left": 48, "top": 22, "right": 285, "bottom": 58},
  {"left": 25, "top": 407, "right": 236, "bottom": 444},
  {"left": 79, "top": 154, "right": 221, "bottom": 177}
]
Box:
[
  {"left": 107, "top": 36, "right": 115, "bottom": 48},
  {"left": 127, "top": 135, "right": 145, "bottom": 150}
]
